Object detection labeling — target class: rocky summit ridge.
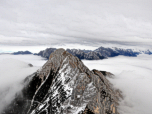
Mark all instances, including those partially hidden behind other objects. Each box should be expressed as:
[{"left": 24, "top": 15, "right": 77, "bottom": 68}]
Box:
[{"left": 3, "top": 48, "right": 122, "bottom": 114}]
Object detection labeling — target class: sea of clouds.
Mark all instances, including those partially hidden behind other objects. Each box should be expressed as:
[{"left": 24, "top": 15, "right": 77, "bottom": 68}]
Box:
[
  {"left": 0, "top": 54, "right": 152, "bottom": 114},
  {"left": 0, "top": 54, "right": 47, "bottom": 112},
  {"left": 83, "top": 54, "right": 152, "bottom": 114}
]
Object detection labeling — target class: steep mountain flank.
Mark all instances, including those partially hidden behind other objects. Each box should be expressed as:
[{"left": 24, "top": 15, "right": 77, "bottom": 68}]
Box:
[
  {"left": 66, "top": 49, "right": 105, "bottom": 60},
  {"left": 3, "top": 49, "right": 122, "bottom": 114},
  {"left": 36, "top": 48, "right": 56, "bottom": 59}
]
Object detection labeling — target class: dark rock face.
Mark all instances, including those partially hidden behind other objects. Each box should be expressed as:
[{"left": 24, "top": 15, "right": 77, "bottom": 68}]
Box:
[
  {"left": 2, "top": 49, "right": 122, "bottom": 114},
  {"left": 35, "top": 48, "right": 56, "bottom": 59},
  {"left": 66, "top": 49, "right": 86, "bottom": 59},
  {"left": 113, "top": 48, "right": 140, "bottom": 57},
  {"left": 13, "top": 51, "right": 33, "bottom": 55},
  {"left": 28, "top": 64, "right": 33, "bottom": 67},
  {"left": 2, "top": 73, "right": 40, "bottom": 114},
  {"left": 85, "top": 51, "right": 105, "bottom": 60},
  {"left": 66, "top": 49, "right": 105, "bottom": 60},
  {"left": 94, "top": 47, "right": 119, "bottom": 57}
]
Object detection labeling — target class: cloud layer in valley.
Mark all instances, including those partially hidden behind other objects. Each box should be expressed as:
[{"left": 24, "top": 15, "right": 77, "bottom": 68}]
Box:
[
  {"left": 83, "top": 54, "right": 152, "bottom": 114},
  {"left": 0, "top": 53, "right": 152, "bottom": 113},
  {"left": 0, "top": 54, "right": 47, "bottom": 112},
  {"left": 0, "top": 0, "right": 152, "bottom": 49}
]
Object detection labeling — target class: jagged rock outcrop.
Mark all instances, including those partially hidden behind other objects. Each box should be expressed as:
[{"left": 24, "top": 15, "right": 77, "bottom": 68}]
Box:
[
  {"left": 66, "top": 49, "right": 86, "bottom": 59},
  {"left": 35, "top": 48, "right": 56, "bottom": 59},
  {"left": 66, "top": 49, "right": 105, "bottom": 60},
  {"left": 3, "top": 49, "right": 122, "bottom": 114}
]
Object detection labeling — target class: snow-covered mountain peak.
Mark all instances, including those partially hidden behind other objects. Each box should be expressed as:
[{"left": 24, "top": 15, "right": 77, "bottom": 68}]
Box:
[{"left": 3, "top": 49, "right": 122, "bottom": 114}]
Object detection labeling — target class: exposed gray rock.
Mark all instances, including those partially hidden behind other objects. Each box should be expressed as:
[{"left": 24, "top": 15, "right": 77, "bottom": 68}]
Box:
[
  {"left": 35, "top": 48, "right": 56, "bottom": 59},
  {"left": 3, "top": 49, "right": 122, "bottom": 114},
  {"left": 28, "top": 64, "right": 33, "bottom": 67}
]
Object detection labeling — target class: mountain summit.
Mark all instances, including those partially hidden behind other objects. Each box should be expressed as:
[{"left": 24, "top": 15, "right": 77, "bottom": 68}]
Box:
[{"left": 3, "top": 48, "right": 122, "bottom": 114}]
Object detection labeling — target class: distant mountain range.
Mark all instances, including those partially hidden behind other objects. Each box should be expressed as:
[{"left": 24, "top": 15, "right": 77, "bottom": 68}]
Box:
[
  {"left": 12, "top": 46, "right": 152, "bottom": 60},
  {"left": 13, "top": 51, "right": 32, "bottom": 55}
]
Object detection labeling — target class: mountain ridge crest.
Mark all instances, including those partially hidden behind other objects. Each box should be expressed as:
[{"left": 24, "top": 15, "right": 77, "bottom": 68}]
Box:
[{"left": 3, "top": 48, "right": 122, "bottom": 114}]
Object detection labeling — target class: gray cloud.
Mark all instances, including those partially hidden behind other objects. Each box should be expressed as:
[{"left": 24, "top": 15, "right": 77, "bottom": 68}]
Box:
[{"left": 0, "top": 0, "right": 152, "bottom": 48}]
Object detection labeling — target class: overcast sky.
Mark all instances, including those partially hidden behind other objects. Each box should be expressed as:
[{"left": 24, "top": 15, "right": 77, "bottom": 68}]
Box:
[{"left": 0, "top": 0, "right": 152, "bottom": 50}]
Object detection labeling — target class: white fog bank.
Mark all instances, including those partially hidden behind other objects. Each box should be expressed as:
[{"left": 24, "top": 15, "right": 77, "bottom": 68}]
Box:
[
  {"left": 0, "top": 54, "right": 47, "bottom": 112},
  {"left": 83, "top": 54, "right": 152, "bottom": 114},
  {"left": 0, "top": 54, "right": 152, "bottom": 114}
]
